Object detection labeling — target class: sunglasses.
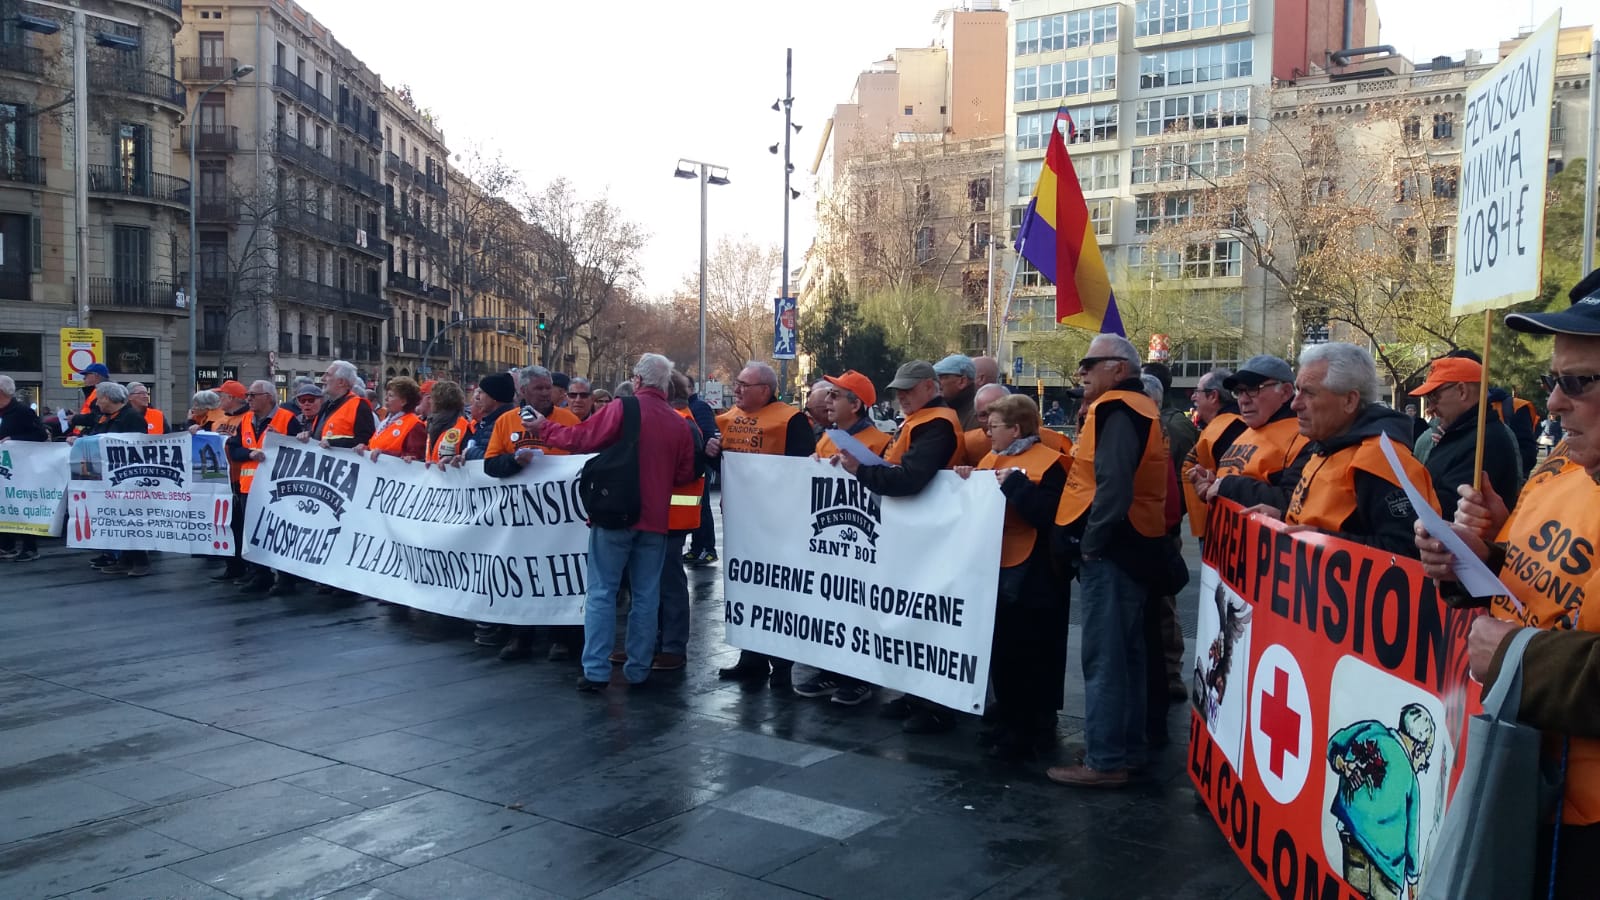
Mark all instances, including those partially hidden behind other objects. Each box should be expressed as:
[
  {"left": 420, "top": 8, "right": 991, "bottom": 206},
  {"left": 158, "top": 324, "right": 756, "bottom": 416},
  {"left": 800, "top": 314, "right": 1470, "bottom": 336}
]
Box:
[
  {"left": 1077, "top": 356, "right": 1121, "bottom": 372},
  {"left": 568, "top": 391, "right": 591, "bottom": 398},
  {"left": 1542, "top": 372, "right": 1600, "bottom": 397}
]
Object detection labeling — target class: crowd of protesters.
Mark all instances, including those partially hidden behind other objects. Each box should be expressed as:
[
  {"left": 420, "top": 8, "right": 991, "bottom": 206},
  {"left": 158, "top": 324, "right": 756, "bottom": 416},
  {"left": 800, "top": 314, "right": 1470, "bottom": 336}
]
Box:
[{"left": 5, "top": 268, "right": 1600, "bottom": 897}]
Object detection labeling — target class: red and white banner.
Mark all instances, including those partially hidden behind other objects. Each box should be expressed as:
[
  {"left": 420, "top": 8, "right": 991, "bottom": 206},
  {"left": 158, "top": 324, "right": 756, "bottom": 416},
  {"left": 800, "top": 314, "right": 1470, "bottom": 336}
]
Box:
[
  {"left": 1189, "top": 500, "right": 1481, "bottom": 900},
  {"left": 66, "top": 432, "right": 233, "bottom": 555}
]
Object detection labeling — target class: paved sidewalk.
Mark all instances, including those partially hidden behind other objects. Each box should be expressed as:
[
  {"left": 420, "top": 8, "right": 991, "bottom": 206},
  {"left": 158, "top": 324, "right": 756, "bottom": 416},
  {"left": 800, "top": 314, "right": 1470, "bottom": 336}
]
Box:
[{"left": 0, "top": 537, "right": 1249, "bottom": 899}]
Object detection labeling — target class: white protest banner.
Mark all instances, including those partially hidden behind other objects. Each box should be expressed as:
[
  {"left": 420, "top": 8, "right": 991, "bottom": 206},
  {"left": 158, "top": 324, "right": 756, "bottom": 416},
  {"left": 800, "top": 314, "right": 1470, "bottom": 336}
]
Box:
[
  {"left": 1451, "top": 11, "right": 1561, "bottom": 315},
  {"left": 67, "top": 432, "right": 233, "bottom": 554},
  {"left": 0, "top": 442, "right": 69, "bottom": 535},
  {"left": 243, "top": 433, "right": 592, "bottom": 624},
  {"left": 720, "top": 453, "right": 1005, "bottom": 713}
]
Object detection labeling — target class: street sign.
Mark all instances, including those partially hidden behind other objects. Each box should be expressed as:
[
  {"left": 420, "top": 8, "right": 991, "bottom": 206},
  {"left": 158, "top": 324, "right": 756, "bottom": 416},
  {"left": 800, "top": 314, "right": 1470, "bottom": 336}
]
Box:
[
  {"left": 59, "top": 328, "right": 103, "bottom": 387},
  {"left": 1013, "top": 356, "right": 1024, "bottom": 376},
  {"left": 773, "top": 297, "right": 797, "bottom": 361}
]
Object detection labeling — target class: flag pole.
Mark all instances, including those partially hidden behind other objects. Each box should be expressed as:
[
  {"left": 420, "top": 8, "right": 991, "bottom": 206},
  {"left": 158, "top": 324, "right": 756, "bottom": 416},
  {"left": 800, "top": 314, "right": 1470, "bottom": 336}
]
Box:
[
  {"left": 998, "top": 228, "right": 1027, "bottom": 383},
  {"left": 1473, "top": 314, "right": 1492, "bottom": 492}
]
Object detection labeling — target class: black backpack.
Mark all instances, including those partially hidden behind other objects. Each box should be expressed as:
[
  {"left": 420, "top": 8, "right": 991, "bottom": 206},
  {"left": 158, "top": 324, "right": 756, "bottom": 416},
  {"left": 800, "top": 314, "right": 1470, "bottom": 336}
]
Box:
[{"left": 578, "top": 397, "right": 641, "bottom": 529}]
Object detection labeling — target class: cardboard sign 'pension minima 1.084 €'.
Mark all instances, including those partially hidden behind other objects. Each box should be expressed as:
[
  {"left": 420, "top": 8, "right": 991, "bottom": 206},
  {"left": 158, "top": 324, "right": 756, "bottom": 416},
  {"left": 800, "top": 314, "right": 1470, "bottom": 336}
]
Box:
[
  {"left": 1450, "top": 12, "right": 1561, "bottom": 315},
  {"left": 720, "top": 454, "right": 1005, "bottom": 713}
]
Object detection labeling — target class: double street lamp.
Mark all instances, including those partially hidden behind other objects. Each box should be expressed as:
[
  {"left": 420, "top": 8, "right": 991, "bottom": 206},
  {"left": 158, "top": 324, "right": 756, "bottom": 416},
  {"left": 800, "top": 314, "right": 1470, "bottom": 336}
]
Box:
[
  {"left": 674, "top": 159, "right": 729, "bottom": 392},
  {"left": 186, "top": 63, "right": 254, "bottom": 401}
]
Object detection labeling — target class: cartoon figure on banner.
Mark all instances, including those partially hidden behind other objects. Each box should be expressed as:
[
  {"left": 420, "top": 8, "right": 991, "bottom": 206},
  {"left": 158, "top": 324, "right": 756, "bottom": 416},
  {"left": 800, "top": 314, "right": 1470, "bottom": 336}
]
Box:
[
  {"left": 1191, "top": 569, "right": 1252, "bottom": 769},
  {"left": 69, "top": 435, "right": 102, "bottom": 480},
  {"left": 1326, "top": 704, "right": 1437, "bottom": 900}
]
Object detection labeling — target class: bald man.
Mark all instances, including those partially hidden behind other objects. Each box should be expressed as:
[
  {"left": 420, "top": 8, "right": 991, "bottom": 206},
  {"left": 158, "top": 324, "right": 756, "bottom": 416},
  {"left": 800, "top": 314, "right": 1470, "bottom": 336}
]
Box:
[
  {"left": 973, "top": 356, "right": 1001, "bottom": 389},
  {"left": 964, "top": 382, "right": 1011, "bottom": 465},
  {"left": 805, "top": 379, "right": 833, "bottom": 439}
]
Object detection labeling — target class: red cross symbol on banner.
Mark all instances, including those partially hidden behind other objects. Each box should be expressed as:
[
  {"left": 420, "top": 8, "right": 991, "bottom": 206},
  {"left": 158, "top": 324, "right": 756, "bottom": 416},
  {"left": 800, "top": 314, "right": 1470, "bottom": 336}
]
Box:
[{"left": 1259, "top": 667, "right": 1302, "bottom": 778}]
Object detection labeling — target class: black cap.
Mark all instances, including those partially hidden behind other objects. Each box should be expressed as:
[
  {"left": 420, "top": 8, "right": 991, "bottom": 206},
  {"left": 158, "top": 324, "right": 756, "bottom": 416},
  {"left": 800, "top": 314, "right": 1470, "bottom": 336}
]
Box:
[
  {"left": 479, "top": 373, "right": 515, "bottom": 404},
  {"left": 1505, "top": 268, "right": 1600, "bottom": 336},
  {"left": 550, "top": 372, "right": 571, "bottom": 390}
]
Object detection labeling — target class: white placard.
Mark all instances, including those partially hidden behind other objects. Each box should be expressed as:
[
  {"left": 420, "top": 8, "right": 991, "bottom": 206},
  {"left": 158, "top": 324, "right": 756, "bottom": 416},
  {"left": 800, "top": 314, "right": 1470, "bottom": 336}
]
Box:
[
  {"left": 67, "top": 432, "right": 233, "bottom": 554},
  {"left": 243, "top": 433, "right": 592, "bottom": 623},
  {"left": 720, "top": 453, "right": 1005, "bottom": 712},
  {"left": 0, "top": 442, "right": 69, "bottom": 536},
  {"left": 1450, "top": 12, "right": 1561, "bottom": 315}
]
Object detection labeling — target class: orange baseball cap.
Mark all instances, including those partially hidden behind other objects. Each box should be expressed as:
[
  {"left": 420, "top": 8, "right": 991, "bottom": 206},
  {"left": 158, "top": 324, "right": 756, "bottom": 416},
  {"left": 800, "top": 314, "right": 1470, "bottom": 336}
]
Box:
[
  {"left": 823, "top": 370, "right": 876, "bottom": 408},
  {"left": 421, "top": 380, "right": 437, "bottom": 394},
  {"left": 1408, "top": 356, "right": 1483, "bottom": 396},
  {"left": 216, "top": 380, "right": 248, "bottom": 398}
]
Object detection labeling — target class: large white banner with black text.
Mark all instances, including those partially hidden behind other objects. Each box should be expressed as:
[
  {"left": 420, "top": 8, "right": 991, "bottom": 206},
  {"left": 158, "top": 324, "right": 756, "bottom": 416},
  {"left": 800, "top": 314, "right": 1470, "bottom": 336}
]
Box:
[
  {"left": 67, "top": 432, "right": 233, "bottom": 554},
  {"left": 0, "top": 441, "right": 69, "bottom": 536},
  {"left": 721, "top": 454, "right": 1005, "bottom": 713},
  {"left": 243, "top": 433, "right": 592, "bottom": 623}
]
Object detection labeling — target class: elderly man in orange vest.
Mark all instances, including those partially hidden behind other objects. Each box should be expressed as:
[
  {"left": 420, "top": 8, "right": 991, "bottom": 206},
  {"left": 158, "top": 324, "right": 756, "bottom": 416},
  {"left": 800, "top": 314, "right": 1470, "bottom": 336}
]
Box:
[
  {"left": 126, "top": 382, "right": 166, "bottom": 434},
  {"left": 1047, "top": 333, "right": 1169, "bottom": 789},
  {"left": 298, "top": 360, "right": 376, "bottom": 450},
  {"left": 233, "top": 380, "right": 301, "bottom": 594},
  {"left": 707, "top": 360, "right": 816, "bottom": 687},
  {"left": 1254, "top": 343, "right": 1437, "bottom": 556}
]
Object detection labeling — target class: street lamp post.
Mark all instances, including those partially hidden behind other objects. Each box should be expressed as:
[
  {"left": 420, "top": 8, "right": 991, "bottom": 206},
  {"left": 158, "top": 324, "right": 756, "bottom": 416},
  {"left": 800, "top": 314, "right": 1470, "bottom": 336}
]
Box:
[
  {"left": 187, "top": 64, "right": 253, "bottom": 402},
  {"left": 674, "top": 159, "right": 729, "bottom": 393},
  {"left": 771, "top": 49, "right": 802, "bottom": 397},
  {"left": 420, "top": 315, "right": 539, "bottom": 379}
]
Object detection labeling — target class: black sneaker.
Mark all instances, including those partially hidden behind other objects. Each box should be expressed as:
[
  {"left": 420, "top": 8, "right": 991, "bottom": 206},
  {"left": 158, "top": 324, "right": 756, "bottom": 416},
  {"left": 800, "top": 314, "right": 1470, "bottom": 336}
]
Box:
[
  {"left": 89, "top": 554, "right": 115, "bottom": 569},
  {"left": 793, "top": 673, "right": 841, "bottom": 698},
  {"left": 0, "top": 548, "right": 19, "bottom": 561},
  {"left": 831, "top": 684, "right": 874, "bottom": 706},
  {"left": 879, "top": 696, "right": 914, "bottom": 720},
  {"left": 902, "top": 709, "right": 956, "bottom": 734},
  {"left": 681, "top": 549, "right": 700, "bottom": 564},
  {"left": 576, "top": 677, "right": 608, "bottom": 693},
  {"left": 12, "top": 549, "right": 39, "bottom": 562},
  {"left": 547, "top": 644, "right": 571, "bottom": 662},
  {"left": 696, "top": 550, "right": 719, "bottom": 565}
]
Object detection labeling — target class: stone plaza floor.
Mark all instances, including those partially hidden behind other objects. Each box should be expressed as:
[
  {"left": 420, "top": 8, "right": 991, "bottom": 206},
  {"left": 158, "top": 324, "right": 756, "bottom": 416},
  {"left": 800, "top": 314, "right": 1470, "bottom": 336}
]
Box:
[{"left": 0, "top": 525, "right": 1253, "bottom": 899}]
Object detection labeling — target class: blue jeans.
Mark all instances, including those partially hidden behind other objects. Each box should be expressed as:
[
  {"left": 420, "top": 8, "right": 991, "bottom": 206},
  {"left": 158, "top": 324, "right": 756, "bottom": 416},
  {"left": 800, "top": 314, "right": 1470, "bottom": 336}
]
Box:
[
  {"left": 582, "top": 526, "right": 667, "bottom": 683},
  {"left": 690, "top": 485, "right": 715, "bottom": 554},
  {"left": 658, "top": 533, "right": 689, "bottom": 655},
  {"left": 1078, "top": 558, "right": 1148, "bottom": 771}
]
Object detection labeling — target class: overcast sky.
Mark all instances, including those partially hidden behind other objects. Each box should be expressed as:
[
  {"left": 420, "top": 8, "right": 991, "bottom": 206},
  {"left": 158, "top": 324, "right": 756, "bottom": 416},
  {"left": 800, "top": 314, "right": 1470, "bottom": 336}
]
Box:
[{"left": 311, "top": 0, "right": 1577, "bottom": 299}]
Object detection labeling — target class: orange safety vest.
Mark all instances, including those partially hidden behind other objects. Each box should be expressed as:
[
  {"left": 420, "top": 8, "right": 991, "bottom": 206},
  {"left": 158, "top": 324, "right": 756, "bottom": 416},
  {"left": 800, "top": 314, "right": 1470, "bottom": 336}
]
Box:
[
  {"left": 979, "top": 440, "right": 1066, "bottom": 567},
  {"left": 368, "top": 412, "right": 423, "bottom": 455},
  {"left": 884, "top": 405, "right": 965, "bottom": 466},
  {"left": 1491, "top": 462, "right": 1600, "bottom": 824},
  {"left": 239, "top": 407, "right": 297, "bottom": 495},
  {"left": 669, "top": 477, "right": 705, "bottom": 531},
  {"left": 142, "top": 407, "right": 167, "bottom": 435},
  {"left": 962, "top": 427, "right": 992, "bottom": 466},
  {"left": 486, "top": 405, "right": 579, "bottom": 458},
  {"left": 1182, "top": 412, "right": 1246, "bottom": 537},
  {"left": 1494, "top": 395, "right": 1542, "bottom": 431},
  {"left": 1038, "top": 427, "right": 1072, "bottom": 455},
  {"left": 716, "top": 402, "right": 796, "bottom": 455},
  {"left": 815, "top": 421, "right": 893, "bottom": 458},
  {"left": 1055, "top": 389, "right": 1168, "bottom": 537},
  {"left": 1285, "top": 432, "right": 1438, "bottom": 532},
  {"left": 72, "top": 387, "right": 98, "bottom": 434},
  {"left": 316, "top": 393, "right": 364, "bottom": 443},
  {"left": 426, "top": 416, "right": 472, "bottom": 463}
]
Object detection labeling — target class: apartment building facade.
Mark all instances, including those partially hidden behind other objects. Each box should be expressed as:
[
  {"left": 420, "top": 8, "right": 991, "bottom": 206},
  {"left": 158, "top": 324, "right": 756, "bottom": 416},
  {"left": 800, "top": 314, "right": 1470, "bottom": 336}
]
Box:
[
  {"left": 380, "top": 84, "right": 451, "bottom": 381},
  {"left": 1002, "top": 0, "right": 1375, "bottom": 387},
  {"left": 0, "top": 0, "right": 188, "bottom": 415}
]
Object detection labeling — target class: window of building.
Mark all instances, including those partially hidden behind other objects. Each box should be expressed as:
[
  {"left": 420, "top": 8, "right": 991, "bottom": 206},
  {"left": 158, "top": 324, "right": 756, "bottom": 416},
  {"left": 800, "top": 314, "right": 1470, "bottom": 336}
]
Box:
[
  {"left": 1172, "top": 338, "right": 1244, "bottom": 378},
  {"left": 1088, "top": 198, "right": 1113, "bottom": 236},
  {"left": 1135, "top": 194, "right": 1194, "bottom": 232},
  {"left": 904, "top": 105, "right": 914, "bottom": 116},
  {"left": 1402, "top": 116, "right": 1421, "bottom": 141},
  {"left": 968, "top": 177, "right": 990, "bottom": 212},
  {"left": 199, "top": 32, "right": 224, "bottom": 66},
  {"left": 969, "top": 221, "right": 991, "bottom": 259},
  {"left": 1180, "top": 240, "right": 1242, "bottom": 277},
  {"left": 1091, "top": 55, "right": 1117, "bottom": 92},
  {"left": 915, "top": 183, "right": 932, "bottom": 217},
  {"left": 199, "top": 233, "right": 228, "bottom": 278},
  {"left": 115, "top": 123, "right": 148, "bottom": 191},
  {"left": 1432, "top": 166, "right": 1458, "bottom": 199},
  {"left": 1014, "top": 66, "right": 1038, "bottom": 103},
  {"left": 1040, "top": 62, "right": 1066, "bottom": 100},
  {"left": 1015, "top": 17, "right": 1041, "bottom": 55},
  {"left": 112, "top": 225, "right": 149, "bottom": 291},
  {"left": 1065, "top": 9, "right": 1092, "bottom": 47},
  {"left": 1016, "top": 112, "right": 1047, "bottom": 150},
  {"left": 1134, "top": 88, "right": 1249, "bottom": 135},
  {"left": 1071, "top": 103, "right": 1119, "bottom": 144},
  {"left": 1140, "top": 39, "right": 1251, "bottom": 88},
  {"left": 1136, "top": 0, "right": 1249, "bottom": 36},
  {"left": 1432, "top": 113, "right": 1454, "bottom": 140},
  {"left": 1396, "top": 176, "right": 1421, "bottom": 202},
  {"left": 1039, "top": 14, "right": 1065, "bottom": 52},
  {"left": 1077, "top": 153, "right": 1119, "bottom": 191},
  {"left": 1429, "top": 226, "right": 1451, "bottom": 261},
  {"left": 1092, "top": 6, "right": 1119, "bottom": 43},
  {"left": 198, "top": 159, "right": 226, "bottom": 200},
  {"left": 1061, "top": 59, "right": 1088, "bottom": 97},
  {"left": 1017, "top": 159, "right": 1044, "bottom": 197}
]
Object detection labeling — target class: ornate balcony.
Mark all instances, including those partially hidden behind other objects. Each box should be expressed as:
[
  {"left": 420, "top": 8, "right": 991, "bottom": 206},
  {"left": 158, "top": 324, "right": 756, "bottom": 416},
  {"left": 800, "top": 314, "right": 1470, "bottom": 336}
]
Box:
[
  {"left": 88, "top": 166, "right": 191, "bottom": 208},
  {"left": 87, "top": 277, "right": 182, "bottom": 312}
]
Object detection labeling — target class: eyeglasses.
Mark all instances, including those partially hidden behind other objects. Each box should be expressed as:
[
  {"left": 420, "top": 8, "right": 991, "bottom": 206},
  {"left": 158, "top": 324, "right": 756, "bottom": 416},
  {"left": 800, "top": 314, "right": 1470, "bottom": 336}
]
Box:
[
  {"left": 1077, "top": 356, "right": 1121, "bottom": 372},
  {"left": 734, "top": 380, "right": 770, "bottom": 391},
  {"left": 1235, "top": 380, "right": 1287, "bottom": 400},
  {"left": 1190, "top": 388, "right": 1217, "bottom": 397},
  {"left": 1542, "top": 372, "right": 1600, "bottom": 397},
  {"left": 245, "top": 391, "right": 270, "bottom": 398},
  {"left": 296, "top": 397, "right": 320, "bottom": 404},
  {"left": 568, "top": 391, "right": 591, "bottom": 398}
]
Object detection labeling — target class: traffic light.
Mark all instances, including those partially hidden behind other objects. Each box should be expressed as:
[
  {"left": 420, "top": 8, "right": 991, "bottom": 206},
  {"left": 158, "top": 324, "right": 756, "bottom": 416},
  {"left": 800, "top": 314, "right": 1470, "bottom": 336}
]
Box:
[{"left": 537, "top": 312, "right": 547, "bottom": 331}]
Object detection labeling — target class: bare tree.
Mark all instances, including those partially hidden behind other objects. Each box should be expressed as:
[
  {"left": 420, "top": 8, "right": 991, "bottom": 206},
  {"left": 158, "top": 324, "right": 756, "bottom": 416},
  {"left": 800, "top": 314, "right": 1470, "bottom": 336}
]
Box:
[
  {"left": 448, "top": 147, "right": 533, "bottom": 380},
  {"left": 524, "top": 178, "right": 647, "bottom": 370}
]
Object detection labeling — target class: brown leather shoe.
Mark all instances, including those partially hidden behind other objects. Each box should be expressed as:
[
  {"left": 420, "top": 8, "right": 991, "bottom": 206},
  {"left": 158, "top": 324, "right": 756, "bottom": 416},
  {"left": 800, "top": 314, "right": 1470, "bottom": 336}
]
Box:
[
  {"left": 607, "top": 650, "right": 627, "bottom": 664},
  {"left": 651, "top": 653, "right": 686, "bottom": 671},
  {"left": 1045, "top": 764, "right": 1129, "bottom": 788}
]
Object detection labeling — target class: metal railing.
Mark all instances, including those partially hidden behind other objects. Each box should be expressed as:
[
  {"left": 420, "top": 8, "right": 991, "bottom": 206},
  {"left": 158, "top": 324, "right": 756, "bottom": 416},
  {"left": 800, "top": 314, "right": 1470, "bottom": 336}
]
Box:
[
  {"left": 383, "top": 151, "right": 401, "bottom": 174},
  {"left": 298, "top": 334, "right": 313, "bottom": 355},
  {"left": 88, "top": 166, "right": 191, "bottom": 204},
  {"left": 88, "top": 277, "right": 182, "bottom": 311},
  {"left": 279, "top": 276, "right": 388, "bottom": 315},
  {"left": 341, "top": 223, "right": 389, "bottom": 259},
  {"left": 196, "top": 197, "right": 239, "bottom": 221},
  {"left": 88, "top": 63, "right": 185, "bottom": 108},
  {"left": 199, "top": 331, "right": 225, "bottom": 352},
  {"left": 279, "top": 332, "right": 294, "bottom": 353},
  {"left": 180, "top": 57, "right": 237, "bottom": 82},
  {"left": 197, "top": 275, "right": 231, "bottom": 299},
  {"left": 141, "top": 0, "right": 183, "bottom": 19},
  {"left": 0, "top": 45, "right": 45, "bottom": 78},
  {"left": 274, "top": 133, "right": 337, "bottom": 180},
  {"left": 318, "top": 337, "right": 331, "bottom": 357},
  {"left": 278, "top": 207, "right": 339, "bottom": 243},
  {"left": 195, "top": 126, "right": 238, "bottom": 152},
  {"left": 272, "top": 65, "right": 333, "bottom": 118},
  {"left": 0, "top": 154, "right": 44, "bottom": 185},
  {"left": 342, "top": 163, "right": 381, "bottom": 199}
]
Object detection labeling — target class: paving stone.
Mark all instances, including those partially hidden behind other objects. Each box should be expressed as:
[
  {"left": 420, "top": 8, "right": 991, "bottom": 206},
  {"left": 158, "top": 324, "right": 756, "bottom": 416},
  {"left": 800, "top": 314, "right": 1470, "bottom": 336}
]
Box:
[
  {"left": 765, "top": 812, "right": 1025, "bottom": 899},
  {"left": 370, "top": 857, "right": 564, "bottom": 900},
  {"left": 278, "top": 765, "right": 431, "bottom": 809},
  {"left": 170, "top": 832, "right": 399, "bottom": 900},
  {"left": 127, "top": 780, "right": 360, "bottom": 852},
  {"left": 451, "top": 819, "right": 674, "bottom": 897},
  {"left": 0, "top": 819, "right": 201, "bottom": 899},
  {"left": 591, "top": 857, "right": 820, "bottom": 899},
  {"left": 309, "top": 790, "right": 537, "bottom": 866},
  {"left": 82, "top": 761, "right": 232, "bottom": 805},
  {"left": 166, "top": 740, "right": 334, "bottom": 787},
  {"left": 318, "top": 730, "right": 477, "bottom": 773},
  {"left": 0, "top": 778, "right": 147, "bottom": 844},
  {"left": 626, "top": 806, "right": 839, "bottom": 878},
  {"left": 63, "top": 866, "right": 236, "bottom": 899},
  {"left": 521, "top": 770, "right": 723, "bottom": 837}
]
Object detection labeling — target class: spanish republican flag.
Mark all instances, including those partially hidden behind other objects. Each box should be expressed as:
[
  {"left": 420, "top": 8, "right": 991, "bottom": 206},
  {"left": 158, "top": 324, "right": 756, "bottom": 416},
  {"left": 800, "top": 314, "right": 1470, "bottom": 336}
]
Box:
[{"left": 1013, "top": 108, "right": 1124, "bottom": 336}]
